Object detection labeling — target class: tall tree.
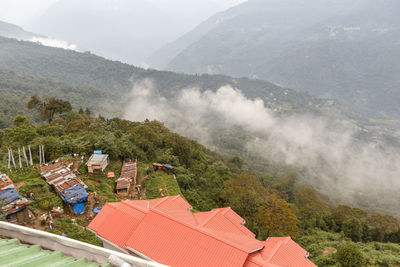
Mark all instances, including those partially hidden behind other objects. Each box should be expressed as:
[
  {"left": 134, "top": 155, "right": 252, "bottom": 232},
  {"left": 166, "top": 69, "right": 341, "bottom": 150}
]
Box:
[
  {"left": 256, "top": 193, "right": 298, "bottom": 239},
  {"left": 28, "top": 95, "right": 72, "bottom": 123}
]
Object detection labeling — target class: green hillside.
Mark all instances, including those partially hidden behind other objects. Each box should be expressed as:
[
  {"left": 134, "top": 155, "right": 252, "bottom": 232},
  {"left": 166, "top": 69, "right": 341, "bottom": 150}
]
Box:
[
  {"left": 1, "top": 35, "right": 399, "bottom": 219},
  {"left": 0, "top": 20, "right": 40, "bottom": 40},
  {"left": 0, "top": 70, "right": 120, "bottom": 128},
  {"left": 0, "top": 36, "right": 354, "bottom": 119},
  {"left": 1, "top": 112, "right": 400, "bottom": 266},
  {"left": 163, "top": 0, "right": 400, "bottom": 119}
]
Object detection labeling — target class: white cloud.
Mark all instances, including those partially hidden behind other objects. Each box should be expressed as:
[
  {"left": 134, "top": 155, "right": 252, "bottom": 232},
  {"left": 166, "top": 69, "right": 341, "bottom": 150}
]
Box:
[
  {"left": 29, "top": 37, "right": 77, "bottom": 50},
  {"left": 124, "top": 79, "right": 400, "bottom": 213}
]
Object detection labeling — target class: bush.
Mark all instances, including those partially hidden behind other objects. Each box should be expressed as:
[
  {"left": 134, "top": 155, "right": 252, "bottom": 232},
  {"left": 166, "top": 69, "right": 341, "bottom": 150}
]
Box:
[{"left": 336, "top": 242, "right": 366, "bottom": 267}]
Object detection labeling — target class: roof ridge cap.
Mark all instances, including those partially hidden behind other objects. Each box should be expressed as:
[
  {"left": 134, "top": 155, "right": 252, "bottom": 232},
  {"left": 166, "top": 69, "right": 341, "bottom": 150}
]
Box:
[
  {"left": 263, "top": 240, "right": 285, "bottom": 262},
  {"left": 221, "top": 208, "right": 255, "bottom": 236},
  {"left": 123, "top": 200, "right": 149, "bottom": 213},
  {"left": 148, "top": 208, "right": 263, "bottom": 253},
  {"left": 199, "top": 209, "right": 220, "bottom": 226},
  {"left": 152, "top": 196, "right": 171, "bottom": 208}
]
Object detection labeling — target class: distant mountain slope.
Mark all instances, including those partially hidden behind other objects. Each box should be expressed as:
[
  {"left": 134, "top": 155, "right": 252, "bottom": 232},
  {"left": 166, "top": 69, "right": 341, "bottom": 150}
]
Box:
[
  {"left": 27, "top": 0, "right": 243, "bottom": 66},
  {"left": 0, "top": 35, "right": 342, "bottom": 119},
  {"left": 0, "top": 70, "right": 119, "bottom": 128},
  {"left": 160, "top": 0, "right": 400, "bottom": 119},
  {"left": 0, "top": 20, "right": 41, "bottom": 40}
]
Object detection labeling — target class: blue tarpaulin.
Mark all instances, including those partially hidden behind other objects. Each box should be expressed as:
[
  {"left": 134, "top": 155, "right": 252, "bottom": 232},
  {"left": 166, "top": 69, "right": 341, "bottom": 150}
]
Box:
[
  {"left": 0, "top": 188, "right": 22, "bottom": 204},
  {"left": 92, "top": 206, "right": 103, "bottom": 214},
  {"left": 163, "top": 164, "right": 174, "bottom": 169},
  {"left": 60, "top": 184, "right": 88, "bottom": 205},
  {"left": 73, "top": 202, "right": 85, "bottom": 214},
  {"left": 94, "top": 150, "right": 102, "bottom": 154}
]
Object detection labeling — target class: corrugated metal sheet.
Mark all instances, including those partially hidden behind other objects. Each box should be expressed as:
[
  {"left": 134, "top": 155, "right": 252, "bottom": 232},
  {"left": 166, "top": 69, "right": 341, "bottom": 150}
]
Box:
[
  {"left": 200, "top": 208, "right": 256, "bottom": 237},
  {"left": 41, "top": 166, "right": 87, "bottom": 193},
  {"left": 96, "top": 206, "right": 145, "bottom": 248},
  {"left": 265, "top": 237, "right": 317, "bottom": 267},
  {"left": 126, "top": 210, "right": 250, "bottom": 267},
  {"left": 116, "top": 161, "right": 137, "bottom": 192},
  {"left": 86, "top": 154, "right": 109, "bottom": 166},
  {"left": 89, "top": 195, "right": 317, "bottom": 267},
  {"left": 40, "top": 166, "right": 88, "bottom": 208},
  {"left": 244, "top": 237, "right": 316, "bottom": 267},
  {"left": 0, "top": 238, "right": 110, "bottom": 267},
  {"left": 0, "top": 173, "right": 13, "bottom": 190},
  {"left": 0, "top": 173, "right": 29, "bottom": 216}
]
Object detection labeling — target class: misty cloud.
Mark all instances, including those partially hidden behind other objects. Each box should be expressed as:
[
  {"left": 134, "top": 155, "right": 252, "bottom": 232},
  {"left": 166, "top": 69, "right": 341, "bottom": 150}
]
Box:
[
  {"left": 124, "top": 79, "right": 400, "bottom": 212},
  {"left": 29, "top": 37, "right": 77, "bottom": 50}
]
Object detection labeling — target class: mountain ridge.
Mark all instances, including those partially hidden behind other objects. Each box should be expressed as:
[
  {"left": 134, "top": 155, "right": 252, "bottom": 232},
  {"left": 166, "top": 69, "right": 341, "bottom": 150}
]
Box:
[{"left": 157, "top": 0, "right": 400, "bottom": 119}]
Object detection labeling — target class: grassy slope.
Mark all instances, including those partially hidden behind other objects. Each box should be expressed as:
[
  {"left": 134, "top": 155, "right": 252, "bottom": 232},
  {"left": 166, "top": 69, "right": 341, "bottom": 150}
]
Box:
[
  {"left": 299, "top": 229, "right": 400, "bottom": 266},
  {"left": 144, "top": 170, "right": 182, "bottom": 199}
]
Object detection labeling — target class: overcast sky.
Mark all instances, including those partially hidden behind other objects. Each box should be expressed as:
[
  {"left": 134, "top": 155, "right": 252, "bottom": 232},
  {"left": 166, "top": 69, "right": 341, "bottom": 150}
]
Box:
[
  {"left": 0, "top": 0, "right": 57, "bottom": 25},
  {"left": 0, "top": 0, "right": 246, "bottom": 27}
]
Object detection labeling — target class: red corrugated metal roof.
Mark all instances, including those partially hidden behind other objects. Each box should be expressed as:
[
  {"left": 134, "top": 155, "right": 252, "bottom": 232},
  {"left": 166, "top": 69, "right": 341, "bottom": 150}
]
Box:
[
  {"left": 244, "top": 237, "right": 317, "bottom": 267},
  {"left": 126, "top": 210, "right": 250, "bottom": 267},
  {"left": 88, "top": 195, "right": 316, "bottom": 267}
]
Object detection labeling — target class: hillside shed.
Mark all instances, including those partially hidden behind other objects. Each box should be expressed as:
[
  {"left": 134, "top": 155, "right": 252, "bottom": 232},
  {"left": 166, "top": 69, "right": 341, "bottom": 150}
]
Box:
[
  {"left": 116, "top": 161, "right": 137, "bottom": 195},
  {"left": 162, "top": 164, "right": 174, "bottom": 174},
  {"left": 40, "top": 165, "right": 88, "bottom": 214},
  {"left": 152, "top": 163, "right": 174, "bottom": 174},
  {"left": 0, "top": 173, "right": 30, "bottom": 223},
  {"left": 86, "top": 154, "right": 109, "bottom": 173},
  {"left": 0, "top": 188, "right": 30, "bottom": 223},
  {"left": 152, "top": 163, "right": 163, "bottom": 172},
  {"left": 0, "top": 173, "right": 13, "bottom": 191}
]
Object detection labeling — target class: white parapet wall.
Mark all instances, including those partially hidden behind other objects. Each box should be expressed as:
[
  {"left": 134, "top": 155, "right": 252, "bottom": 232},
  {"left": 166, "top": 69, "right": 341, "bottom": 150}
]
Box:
[{"left": 0, "top": 221, "right": 168, "bottom": 267}]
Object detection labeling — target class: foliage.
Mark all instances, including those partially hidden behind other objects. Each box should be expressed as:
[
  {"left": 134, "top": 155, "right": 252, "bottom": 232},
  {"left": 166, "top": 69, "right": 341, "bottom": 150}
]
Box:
[
  {"left": 48, "top": 217, "right": 102, "bottom": 246},
  {"left": 336, "top": 242, "right": 367, "bottom": 267},
  {"left": 143, "top": 171, "right": 182, "bottom": 199},
  {"left": 28, "top": 95, "right": 72, "bottom": 123},
  {"left": 1, "top": 105, "right": 400, "bottom": 267},
  {"left": 342, "top": 217, "right": 363, "bottom": 242},
  {"left": 221, "top": 174, "right": 268, "bottom": 219},
  {"left": 256, "top": 193, "right": 298, "bottom": 239},
  {"left": 298, "top": 229, "right": 400, "bottom": 266},
  {"left": 0, "top": 70, "right": 120, "bottom": 128}
]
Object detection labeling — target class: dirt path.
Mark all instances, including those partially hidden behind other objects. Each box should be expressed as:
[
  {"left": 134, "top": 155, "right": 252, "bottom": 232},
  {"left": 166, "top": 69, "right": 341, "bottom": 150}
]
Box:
[
  {"left": 138, "top": 175, "right": 149, "bottom": 185},
  {"left": 86, "top": 193, "right": 96, "bottom": 217}
]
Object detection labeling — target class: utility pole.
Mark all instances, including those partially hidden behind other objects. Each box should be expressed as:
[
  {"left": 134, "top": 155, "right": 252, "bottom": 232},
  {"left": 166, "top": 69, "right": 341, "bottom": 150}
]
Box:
[
  {"left": 10, "top": 149, "right": 16, "bottom": 170},
  {"left": 39, "top": 145, "right": 42, "bottom": 166},
  {"left": 28, "top": 145, "right": 33, "bottom": 166},
  {"left": 23, "top": 146, "right": 29, "bottom": 167},
  {"left": 7, "top": 149, "right": 11, "bottom": 170},
  {"left": 18, "top": 147, "right": 22, "bottom": 169},
  {"left": 42, "top": 145, "right": 45, "bottom": 164}
]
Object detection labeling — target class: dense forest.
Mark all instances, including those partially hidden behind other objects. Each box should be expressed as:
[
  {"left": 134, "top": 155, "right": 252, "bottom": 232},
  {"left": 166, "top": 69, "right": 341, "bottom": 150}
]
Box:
[
  {"left": 0, "top": 70, "right": 120, "bottom": 128},
  {"left": 1, "top": 35, "right": 400, "bottom": 223},
  {"left": 1, "top": 102, "right": 400, "bottom": 265}
]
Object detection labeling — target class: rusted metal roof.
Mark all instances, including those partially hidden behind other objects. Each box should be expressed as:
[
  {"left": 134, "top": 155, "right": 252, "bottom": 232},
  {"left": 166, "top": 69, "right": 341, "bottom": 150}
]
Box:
[
  {"left": 0, "top": 173, "right": 13, "bottom": 190},
  {"left": 116, "top": 161, "right": 137, "bottom": 191},
  {"left": 40, "top": 165, "right": 87, "bottom": 203},
  {"left": 0, "top": 173, "right": 30, "bottom": 216},
  {"left": 119, "top": 162, "right": 137, "bottom": 180},
  {"left": 116, "top": 179, "right": 130, "bottom": 190}
]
